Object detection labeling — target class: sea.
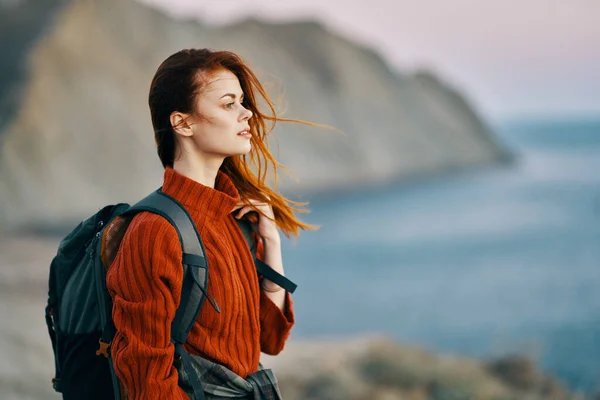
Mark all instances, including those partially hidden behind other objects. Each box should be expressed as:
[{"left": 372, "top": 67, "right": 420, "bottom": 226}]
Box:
[{"left": 281, "top": 117, "right": 600, "bottom": 391}]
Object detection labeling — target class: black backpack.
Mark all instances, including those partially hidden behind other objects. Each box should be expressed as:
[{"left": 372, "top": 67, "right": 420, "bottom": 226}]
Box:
[{"left": 45, "top": 189, "right": 297, "bottom": 400}]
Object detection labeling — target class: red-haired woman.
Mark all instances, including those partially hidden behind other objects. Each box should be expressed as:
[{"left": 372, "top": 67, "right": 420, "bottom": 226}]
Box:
[{"left": 105, "top": 49, "right": 315, "bottom": 400}]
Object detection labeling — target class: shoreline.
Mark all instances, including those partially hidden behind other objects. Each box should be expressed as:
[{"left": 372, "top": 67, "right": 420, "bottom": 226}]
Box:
[{"left": 0, "top": 235, "right": 593, "bottom": 399}]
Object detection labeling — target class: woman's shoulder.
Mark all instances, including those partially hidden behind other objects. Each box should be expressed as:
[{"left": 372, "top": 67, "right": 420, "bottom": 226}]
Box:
[
  {"left": 125, "top": 211, "right": 180, "bottom": 242},
  {"left": 105, "top": 211, "right": 187, "bottom": 293},
  {"left": 103, "top": 211, "right": 183, "bottom": 276},
  {"left": 103, "top": 212, "right": 180, "bottom": 261}
]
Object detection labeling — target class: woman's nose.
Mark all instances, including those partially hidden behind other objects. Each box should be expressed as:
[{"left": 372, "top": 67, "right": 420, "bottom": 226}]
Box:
[{"left": 241, "top": 107, "right": 253, "bottom": 121}]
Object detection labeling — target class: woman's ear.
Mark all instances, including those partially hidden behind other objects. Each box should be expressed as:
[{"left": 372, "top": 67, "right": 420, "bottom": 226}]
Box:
[{"left": 170, "top": 112, "right": 194, "bottom": 137}]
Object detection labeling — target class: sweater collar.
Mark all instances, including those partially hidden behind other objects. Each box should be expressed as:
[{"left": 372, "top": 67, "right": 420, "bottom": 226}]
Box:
[{"left": 161, "top": 166, "right": 240, "bottom": 221}]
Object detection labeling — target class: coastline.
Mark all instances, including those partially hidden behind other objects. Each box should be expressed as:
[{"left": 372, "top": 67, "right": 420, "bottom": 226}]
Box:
[{"left": 0, "top": 235, "right": 587, "bottom": 400}]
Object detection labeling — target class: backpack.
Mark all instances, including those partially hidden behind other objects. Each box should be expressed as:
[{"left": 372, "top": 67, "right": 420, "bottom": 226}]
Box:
[{"left": 45, "top": 188, "right": 297, "bottom": 400}]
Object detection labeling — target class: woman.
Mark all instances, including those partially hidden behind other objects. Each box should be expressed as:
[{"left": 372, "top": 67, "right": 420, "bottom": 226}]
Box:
[{"left": 105, "top": 48, "right": 316, "bottom": 400}]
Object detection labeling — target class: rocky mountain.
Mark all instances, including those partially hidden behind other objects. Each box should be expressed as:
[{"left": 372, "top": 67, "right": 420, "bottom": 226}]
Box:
[
  {"left": 0, "top": 0, "right": 67, "bottom": 134},
  {"left": 0, "top": 0, "right": 510, "bottom": 232}
]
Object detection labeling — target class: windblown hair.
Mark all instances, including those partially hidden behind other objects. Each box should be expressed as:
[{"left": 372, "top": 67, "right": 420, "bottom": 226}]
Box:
[{"left": 148, "top": 48, "right": 320, "bottom": 237}]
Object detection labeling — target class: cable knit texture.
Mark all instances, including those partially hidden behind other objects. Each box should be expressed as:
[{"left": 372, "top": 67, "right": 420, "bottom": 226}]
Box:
[{"left": 106, "top": 166, "right": 294, "bottom": 400}]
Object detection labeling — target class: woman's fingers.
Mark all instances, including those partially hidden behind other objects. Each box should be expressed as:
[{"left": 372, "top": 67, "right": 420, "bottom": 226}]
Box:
[
  {"left": 236, "top": 206, "right": 253, "bottom": 219},
  {"left": 233, "top": 199, "right": 273, "bottom": 219},
  {"left": 232, "top": 200, "right": 255, "bottom": 213}
]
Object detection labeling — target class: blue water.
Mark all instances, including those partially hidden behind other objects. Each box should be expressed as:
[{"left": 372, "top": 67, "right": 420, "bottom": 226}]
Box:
[{"left": 282, "top": 118, "right": 600, "bottom": 391}]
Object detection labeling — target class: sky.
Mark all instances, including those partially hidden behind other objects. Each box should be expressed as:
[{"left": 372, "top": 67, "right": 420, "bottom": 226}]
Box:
[{"left": 140, "top": 0, "right": 600, "bottom": 121}]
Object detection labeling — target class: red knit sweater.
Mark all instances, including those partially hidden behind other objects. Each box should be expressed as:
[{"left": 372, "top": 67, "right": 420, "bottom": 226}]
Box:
[{"left": 105, "top": 167, "right": 294, "bottom": 400}]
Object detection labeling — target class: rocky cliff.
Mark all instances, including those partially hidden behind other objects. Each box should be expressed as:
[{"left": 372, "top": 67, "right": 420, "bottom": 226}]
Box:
[{"left": 0, "top": 0, "right": 510, "bottom": 232}]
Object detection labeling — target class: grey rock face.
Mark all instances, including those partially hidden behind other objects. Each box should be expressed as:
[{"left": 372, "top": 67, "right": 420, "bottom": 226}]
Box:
[{"left": 0, "top": 0, "right": 510, "bottom": 232}]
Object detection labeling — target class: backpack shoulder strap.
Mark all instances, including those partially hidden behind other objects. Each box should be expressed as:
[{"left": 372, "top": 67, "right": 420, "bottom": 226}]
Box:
[
  {"left": 123, "top": 189, "right": 210, "bottom": 400},
  {"left": 123, "top": 189, "right": 214, "bottom": 344},
  {"left": 236, "top": 217, "right": 256, "bottom": 255},
  {"left": 235, "top": 218, "right": 297, "bottom": 294}
]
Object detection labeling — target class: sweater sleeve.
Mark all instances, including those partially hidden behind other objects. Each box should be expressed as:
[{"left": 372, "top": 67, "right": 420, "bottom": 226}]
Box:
[
  {"left": 253, "top": 233, "right": 295, "bottom": 355},
  {"left": 105, "top": 213, "right": 189, "bottom": 400}
]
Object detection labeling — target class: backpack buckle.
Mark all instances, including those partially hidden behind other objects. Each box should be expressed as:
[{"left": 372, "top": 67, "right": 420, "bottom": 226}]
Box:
[{"left": 96, "top": 339, "right": 111, "bottom": 358}]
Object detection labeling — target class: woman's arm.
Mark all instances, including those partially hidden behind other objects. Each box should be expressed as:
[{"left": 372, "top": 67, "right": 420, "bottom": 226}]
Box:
[
  {"left": 261, "top": 234, "right": 287, "bottom": 308},
  {"left": 234, "top": 198, "right": 289, "bottom": 304},
  {"left": 253, "top": 233, "right": 295, "bottom": 355},
  {"left": 234, "top": 199, "right": 295, "bottom": 354},
  {"left": 106, "top": 214, "right": 189, "bottom": 400}
]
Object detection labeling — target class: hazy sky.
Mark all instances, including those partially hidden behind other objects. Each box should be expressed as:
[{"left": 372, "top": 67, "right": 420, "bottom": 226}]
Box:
[{"left": 141, "top": 0, "right": 600, "bottom": 120}]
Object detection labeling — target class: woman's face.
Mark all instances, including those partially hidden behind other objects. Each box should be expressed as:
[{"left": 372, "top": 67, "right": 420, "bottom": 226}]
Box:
[{"left": 176, "top": 68, "right": 254, "bottom": 159}]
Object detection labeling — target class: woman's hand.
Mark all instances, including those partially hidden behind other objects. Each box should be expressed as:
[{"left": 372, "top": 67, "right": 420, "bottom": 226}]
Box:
[
  {"left": 232, "top": 198, "right": 280, "bottom": 243},
  {"left": 233, "top": 198, "right": 287, "bottom": 306}
]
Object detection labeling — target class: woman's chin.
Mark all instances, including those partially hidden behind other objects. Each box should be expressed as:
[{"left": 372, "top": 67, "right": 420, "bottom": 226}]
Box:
[
  {"left": 228, "top": 144, "right": 252, "bottom": 156},
  {"left": 240, "top": 142, "right": 253, "bottom": 154}
]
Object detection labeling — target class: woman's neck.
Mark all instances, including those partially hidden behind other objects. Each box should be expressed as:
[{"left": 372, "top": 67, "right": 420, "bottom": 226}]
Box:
[{"left": 172, "top": 155, "right": 223, "bottom": 189}]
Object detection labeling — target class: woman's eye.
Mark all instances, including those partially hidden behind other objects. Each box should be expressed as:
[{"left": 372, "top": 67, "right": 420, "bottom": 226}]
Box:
[{"left": 225, "top": 102, "right": 235, "bottom": 109}]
